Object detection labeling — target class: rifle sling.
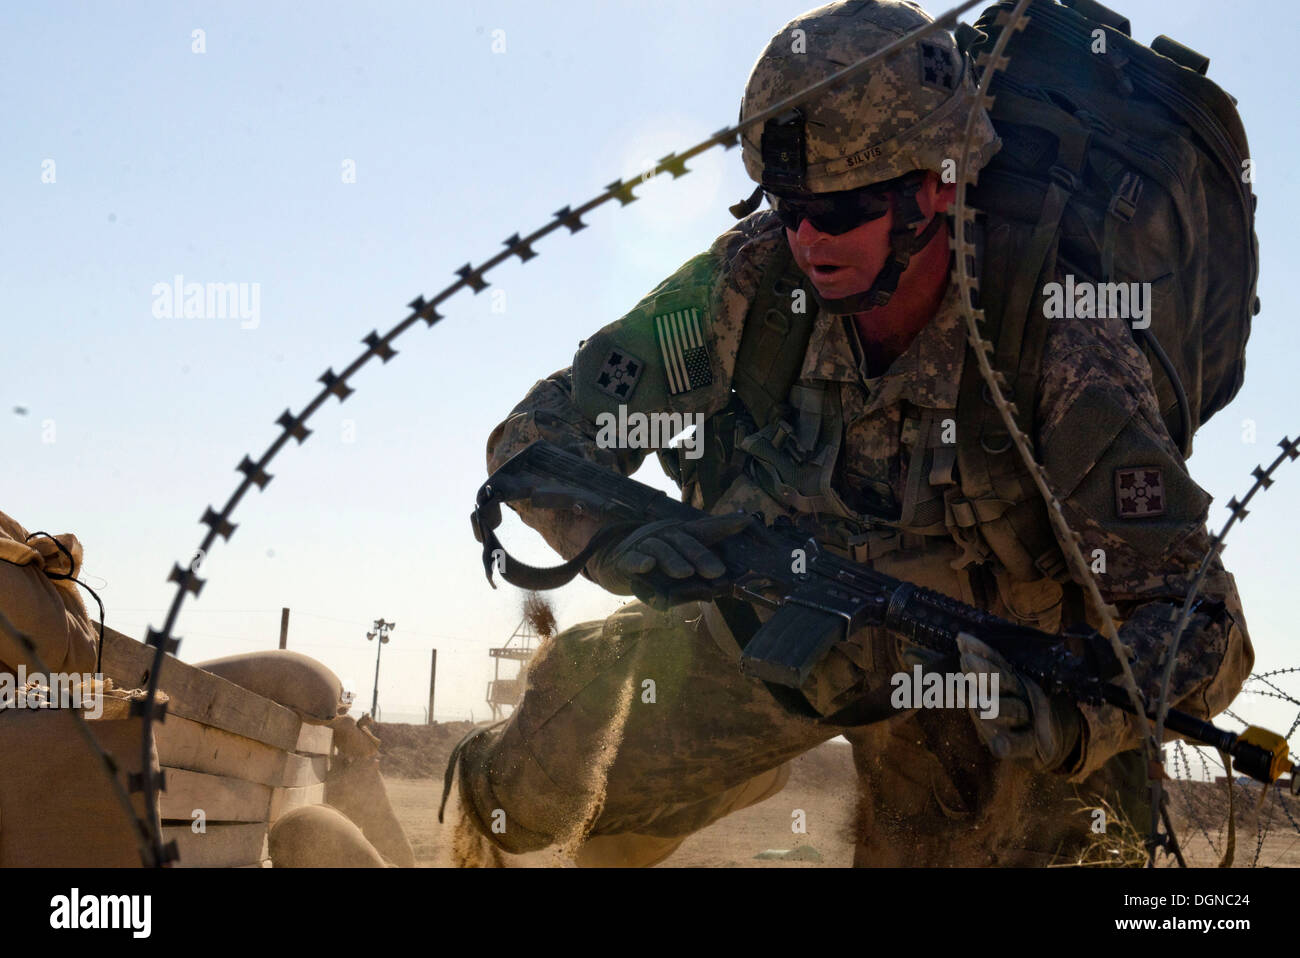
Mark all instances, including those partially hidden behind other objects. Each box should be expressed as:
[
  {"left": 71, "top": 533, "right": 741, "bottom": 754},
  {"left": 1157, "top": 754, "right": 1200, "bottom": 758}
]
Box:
[{"left": 475, "top": 509, "right": 637, "bottom": 591}]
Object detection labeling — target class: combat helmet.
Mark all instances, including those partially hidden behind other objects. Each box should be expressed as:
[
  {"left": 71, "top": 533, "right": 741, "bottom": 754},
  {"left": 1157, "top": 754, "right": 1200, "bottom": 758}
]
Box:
[{"left": 737, "top": 0, "right": 1000, "bottom": 310}]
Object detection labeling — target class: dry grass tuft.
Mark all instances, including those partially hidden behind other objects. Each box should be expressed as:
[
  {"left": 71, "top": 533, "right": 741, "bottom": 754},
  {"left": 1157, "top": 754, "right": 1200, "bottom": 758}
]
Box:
[{"left": 1052, "top": 796, "right": 1151, "bottom": 867}]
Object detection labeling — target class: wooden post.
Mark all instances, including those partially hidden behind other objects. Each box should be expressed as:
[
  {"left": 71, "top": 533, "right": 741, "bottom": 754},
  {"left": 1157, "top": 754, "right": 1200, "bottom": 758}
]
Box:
[
  {"left": 279, "top": 608, "right": 290, "bottom": 649},
  {"left": 428, "top": 649, "right": 437, "bottom": 725}
]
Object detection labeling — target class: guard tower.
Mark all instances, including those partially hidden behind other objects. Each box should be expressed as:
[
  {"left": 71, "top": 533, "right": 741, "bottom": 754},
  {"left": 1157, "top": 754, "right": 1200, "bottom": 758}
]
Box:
[{"left": 486, "top": 616, "right": 540, "bottom": 721}]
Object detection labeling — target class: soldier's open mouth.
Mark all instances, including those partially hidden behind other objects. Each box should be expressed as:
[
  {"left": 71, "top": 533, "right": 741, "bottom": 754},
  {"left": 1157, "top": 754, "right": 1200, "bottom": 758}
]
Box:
[{"left": 811, "top": 264, "right": 843, "bottom": 275}]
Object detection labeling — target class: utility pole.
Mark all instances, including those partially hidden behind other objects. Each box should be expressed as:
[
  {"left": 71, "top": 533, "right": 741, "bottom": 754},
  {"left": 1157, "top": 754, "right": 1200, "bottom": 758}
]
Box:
[
  {"left": 278, "top": 607, "right": 290, "bottom": 649},
  {"left": 366, "top": 618, "right": 395, "bottom": 719},
  {"left": 427, "top": 649, "right": 437, "bottom": 725}
]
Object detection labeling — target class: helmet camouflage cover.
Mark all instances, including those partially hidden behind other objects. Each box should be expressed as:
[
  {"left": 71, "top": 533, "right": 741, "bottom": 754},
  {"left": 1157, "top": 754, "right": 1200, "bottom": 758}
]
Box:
[{"left": 740, "top": 0, "right": 1000, "bottom": 194}]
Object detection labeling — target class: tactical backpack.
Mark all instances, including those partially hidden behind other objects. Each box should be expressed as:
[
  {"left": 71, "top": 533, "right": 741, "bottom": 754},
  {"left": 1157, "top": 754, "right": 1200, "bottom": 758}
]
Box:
[
  {"left": 719, "top": 0, "right": 1259, "bottom": 588},
  {"left": 962, "top": 0, "right": 1259, "bottom": 457}
]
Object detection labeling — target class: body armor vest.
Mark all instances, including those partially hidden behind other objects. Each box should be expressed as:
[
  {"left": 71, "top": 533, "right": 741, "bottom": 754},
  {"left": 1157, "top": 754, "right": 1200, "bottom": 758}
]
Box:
[{"left": 658, "top": 231, "right": 1079, "bottom": 635}]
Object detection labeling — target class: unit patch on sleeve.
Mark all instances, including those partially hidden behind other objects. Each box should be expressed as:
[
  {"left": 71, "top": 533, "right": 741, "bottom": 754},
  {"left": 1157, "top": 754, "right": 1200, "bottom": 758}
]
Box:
[
  {"left": 596, "top": 348, "right": 644, "bottom": 400},
  {"left": 1115, "top": 466, "right": 1166, "bottom": 518},
  {"left": 654, "top": 308, "right": 714, "bottom": 395}
]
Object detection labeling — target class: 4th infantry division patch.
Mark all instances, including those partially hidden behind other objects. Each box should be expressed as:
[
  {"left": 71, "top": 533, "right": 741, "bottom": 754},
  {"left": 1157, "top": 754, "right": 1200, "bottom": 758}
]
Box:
[
  {"left": 1115, "top": 466, "right": 1166, "bottom": 518},
  {"left": 596, "top": 349, "right": 644, "bottom": 400},
  {"left": 654, "top": 308, "right": 713, "bottom": 395}
]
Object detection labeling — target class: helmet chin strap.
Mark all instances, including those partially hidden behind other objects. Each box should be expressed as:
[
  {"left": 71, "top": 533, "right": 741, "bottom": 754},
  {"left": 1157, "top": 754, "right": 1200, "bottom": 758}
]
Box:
[
  {"left": 730, "top": 184, "right": 765, "bottom": 220},
  {"left": 808, "top": 179, "right": 946, "bottom": 316}
]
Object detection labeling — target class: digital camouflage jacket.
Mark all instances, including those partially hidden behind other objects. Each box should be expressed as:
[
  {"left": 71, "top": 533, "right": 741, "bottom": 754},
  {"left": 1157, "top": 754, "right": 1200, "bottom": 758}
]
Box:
[{"left": 485, "top": 209, "right": 1253, "bottom": 782}]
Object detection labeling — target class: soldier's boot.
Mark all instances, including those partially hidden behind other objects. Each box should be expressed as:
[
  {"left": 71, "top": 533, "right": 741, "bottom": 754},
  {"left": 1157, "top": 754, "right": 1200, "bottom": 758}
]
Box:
[
  {"left": 847, "top": 707, "right": 1152, "bottom": 866},
  {"left": 445, "top": 601, "right": 836, "bottom": 865}
]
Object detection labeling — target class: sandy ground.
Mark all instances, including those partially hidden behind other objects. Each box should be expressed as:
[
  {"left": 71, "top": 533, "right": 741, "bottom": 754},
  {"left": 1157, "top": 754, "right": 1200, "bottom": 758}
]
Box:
[{"left": 376, "top": 723, "right": 1300, "bottom": 868}]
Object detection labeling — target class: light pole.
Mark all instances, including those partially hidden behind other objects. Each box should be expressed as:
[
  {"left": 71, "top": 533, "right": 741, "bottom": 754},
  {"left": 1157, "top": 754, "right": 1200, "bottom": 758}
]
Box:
[{"left": 367, "top": 618, "right": 395, "bottom": 719}]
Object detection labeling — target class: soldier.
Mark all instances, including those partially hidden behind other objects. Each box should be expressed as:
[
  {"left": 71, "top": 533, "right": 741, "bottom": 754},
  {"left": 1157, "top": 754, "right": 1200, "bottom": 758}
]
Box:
[{"left": 447, "top": 0, "right": 1253, "bottom": 866}]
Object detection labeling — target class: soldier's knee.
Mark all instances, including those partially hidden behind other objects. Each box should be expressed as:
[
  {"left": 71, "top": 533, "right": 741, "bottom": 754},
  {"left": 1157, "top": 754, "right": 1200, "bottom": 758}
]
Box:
[{"left": 446, "top": 721, "right": 577, "bottom": 856}]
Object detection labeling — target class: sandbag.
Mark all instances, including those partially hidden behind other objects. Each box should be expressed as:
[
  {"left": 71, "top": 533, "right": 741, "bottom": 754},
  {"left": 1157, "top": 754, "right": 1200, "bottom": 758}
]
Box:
[
  {"left": 324, "top": 719, "right": 415, "bottom": 868},
  {"left": 194, "top": 650, "right": 346, "bottom": 724},
  {"left": 269, "top": 804, "right": 388, "bottom": 868},
  {"left": 0, "top": 509, "right": 97, "bottom": 677},
  {"left": 328, "top": 713, "right": 379, "bottom": 761}
]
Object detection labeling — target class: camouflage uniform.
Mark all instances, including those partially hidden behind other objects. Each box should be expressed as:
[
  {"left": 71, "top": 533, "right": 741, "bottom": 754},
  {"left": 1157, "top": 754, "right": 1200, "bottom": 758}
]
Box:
[{"left": 451, "top": 0, "right": 1253, "bottom": 866}]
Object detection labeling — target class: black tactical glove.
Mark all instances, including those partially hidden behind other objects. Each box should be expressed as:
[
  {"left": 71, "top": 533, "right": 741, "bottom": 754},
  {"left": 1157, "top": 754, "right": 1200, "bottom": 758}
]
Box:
[
  {"left": 956, "top": 632, "right": 1083, "bottom": 773},
  {"left": 584, "top": 512, "right": 753, "bottom": 609}
]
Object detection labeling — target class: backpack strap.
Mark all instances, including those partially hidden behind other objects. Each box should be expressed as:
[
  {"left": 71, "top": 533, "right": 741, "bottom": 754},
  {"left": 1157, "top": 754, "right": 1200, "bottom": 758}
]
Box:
[
  {"left": 953, "top": 215, "right": 1068, "bottom": 586},
  {"left": 732, "top": 242, "right": 817, "bottom": 431},
  {"left": 952, "top": 91, "right": 1094, "bottom": 585},
  {"left": 985, "top": 89, "right": 1092, "bottom": 431},
  {"left": 682, "top": 241, "right": 817, "bottom": 511}
]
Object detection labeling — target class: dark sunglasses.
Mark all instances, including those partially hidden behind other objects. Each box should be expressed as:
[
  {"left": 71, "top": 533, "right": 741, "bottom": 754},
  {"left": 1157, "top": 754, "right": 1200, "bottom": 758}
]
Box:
[{"left": 767, "top": 172, "right": 923, "bottom": 236}]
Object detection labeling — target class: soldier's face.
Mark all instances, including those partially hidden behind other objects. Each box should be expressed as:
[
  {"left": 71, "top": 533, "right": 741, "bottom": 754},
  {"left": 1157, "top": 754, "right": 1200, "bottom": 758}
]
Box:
[{"left": 784, "top": 172, "right": 955, "bottom": 301}]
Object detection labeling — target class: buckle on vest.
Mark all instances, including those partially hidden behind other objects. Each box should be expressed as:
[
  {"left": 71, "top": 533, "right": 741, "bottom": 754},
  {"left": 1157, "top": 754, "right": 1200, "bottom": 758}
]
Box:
[
  {"left": 771, "top": 419, "right": 793, "bottom": 451},
  {"left": 1048, "top": 165, "right": 1080, "bottom": 192},
  {"left": 946, "top": 497, "right": 1015, "bottom": 528},
  {"left": 1033, "top": 548, "right": 1069, "bottom": 583},
  {"left": 979, "top": 432, "right": 1015, "bottom": 455},
  {"left": 1107, "top": 171, "right": 1143, "bottom": 223},
  {"left": 845, "top": 528, "right": 900, "bottom": 563},
  {"left": 769, "top": 416, "right": 814, "bottom": 463},
  {"left": 982, "top": 382, "right": 1013, "bottom": 407},
  {"left": 1108, "top": 193, "right": 1137, "bottom": 223}
]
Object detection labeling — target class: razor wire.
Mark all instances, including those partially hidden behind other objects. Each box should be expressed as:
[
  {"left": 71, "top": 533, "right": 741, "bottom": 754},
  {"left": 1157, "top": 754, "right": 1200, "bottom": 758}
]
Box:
[
  {"left": 102, "top": 0, "right": 1277, "bottom": 867},
  {"left": 1252, "top": 793, "right": 1269, "bottom": 867},
  {"left": 1144, "top": 444, "right": 1300, "bottom": 865},
  {"left": 1172, "top": 741, "right": 1222, "bottom": 858},
  {"left": 1242, "top": 686, "right": 1300, "bottom": 707},
  {"left": 1246, "top": 673, "right": 1300, "bottom": 706},
  {"left": 1171, "top": 675, "right": 1300, "bottom": 867},
  {"left": 1153, "top": 440, "right": 1300, "bottom": 762},
  {"left": 1272, "top": 786, "right": 1300, "bottom": 856}
]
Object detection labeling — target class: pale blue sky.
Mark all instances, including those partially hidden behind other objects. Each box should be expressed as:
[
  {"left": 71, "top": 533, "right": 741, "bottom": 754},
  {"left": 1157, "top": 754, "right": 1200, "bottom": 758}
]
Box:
[{"left": 3, "top": 1, "right": 1298, "bottom": 742}]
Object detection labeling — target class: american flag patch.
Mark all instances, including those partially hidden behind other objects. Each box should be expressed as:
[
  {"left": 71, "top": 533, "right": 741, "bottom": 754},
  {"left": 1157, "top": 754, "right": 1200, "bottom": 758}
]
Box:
[{"left": 654, "top": 308, "right": 713, "bottom": 395}]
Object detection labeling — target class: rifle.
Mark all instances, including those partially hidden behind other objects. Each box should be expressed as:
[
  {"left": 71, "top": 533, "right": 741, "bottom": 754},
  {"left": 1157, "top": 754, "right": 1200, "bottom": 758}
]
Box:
[{"left": 471, "top": 439, "right": 1297, "bottom": 791}]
